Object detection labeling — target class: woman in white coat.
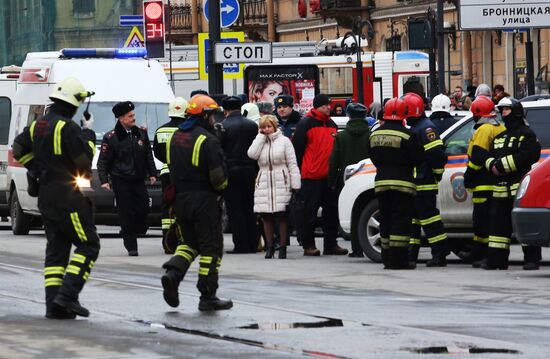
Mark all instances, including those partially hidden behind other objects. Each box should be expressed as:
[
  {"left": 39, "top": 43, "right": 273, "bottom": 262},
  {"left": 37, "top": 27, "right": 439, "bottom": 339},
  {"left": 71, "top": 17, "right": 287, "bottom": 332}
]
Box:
[{"left": 247, "top": 115, "right": 301, "bottom": 258}]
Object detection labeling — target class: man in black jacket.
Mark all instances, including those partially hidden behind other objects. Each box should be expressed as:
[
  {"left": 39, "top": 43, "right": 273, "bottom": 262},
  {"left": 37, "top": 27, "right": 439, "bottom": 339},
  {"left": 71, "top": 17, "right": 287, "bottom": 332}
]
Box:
[
  {"left": 97, "top": 101, "right": 157, "bottom": 256},
  {"left": 220, "top": 96, "right": 259, "bottom": 253}
]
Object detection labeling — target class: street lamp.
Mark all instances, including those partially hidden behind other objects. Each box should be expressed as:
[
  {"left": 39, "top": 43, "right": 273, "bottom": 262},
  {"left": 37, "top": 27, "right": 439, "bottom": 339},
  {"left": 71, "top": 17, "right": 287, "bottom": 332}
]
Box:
[{"left": 342, "top": 17, "right": 373, "bottom": 105}]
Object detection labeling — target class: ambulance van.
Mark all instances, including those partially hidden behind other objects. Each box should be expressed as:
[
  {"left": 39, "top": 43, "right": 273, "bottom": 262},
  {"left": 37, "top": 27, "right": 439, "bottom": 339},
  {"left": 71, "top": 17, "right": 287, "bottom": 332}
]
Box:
[{"left": 7, "top": 48, "right": 174, "bottom": 234}]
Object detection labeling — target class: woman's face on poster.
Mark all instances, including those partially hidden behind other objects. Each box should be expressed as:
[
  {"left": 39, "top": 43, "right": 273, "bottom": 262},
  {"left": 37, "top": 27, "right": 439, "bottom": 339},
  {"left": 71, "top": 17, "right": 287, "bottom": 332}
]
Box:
[{"left": 257, "top": 82, "right": 284, "bottom": 103}]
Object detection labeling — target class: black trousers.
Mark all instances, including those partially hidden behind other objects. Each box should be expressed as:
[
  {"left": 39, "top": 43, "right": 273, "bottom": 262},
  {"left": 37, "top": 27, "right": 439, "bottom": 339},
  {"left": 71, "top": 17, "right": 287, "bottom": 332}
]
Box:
[
  {"left": 41, "top": 197, "right": 100, "bottom": 307},
  {"left": 160, "top": 173, "right": 176, "bottom": 247},
  {"left": 488, "top": 197, "right": 541, "bottom": 268},
  {"left": 111, "top": 177, "right": 149, "bottom": 252},
  {"left": 377, "top": 190, "right": 415, "bottom": 268},
  {"left": 470, "top": 190, "right": 492, "bottom": 261},
  {"left": 224, "top": 167, "right": 258, "bottom": 253},
  {"left": 409, "top": 192, "right": 449, "bottom": 260},
  {"left": 297, "top": 179, "right": 339, "bottom": 250},
  {"left": 163, "top": 192, "right": 223, "bottom": 297}
]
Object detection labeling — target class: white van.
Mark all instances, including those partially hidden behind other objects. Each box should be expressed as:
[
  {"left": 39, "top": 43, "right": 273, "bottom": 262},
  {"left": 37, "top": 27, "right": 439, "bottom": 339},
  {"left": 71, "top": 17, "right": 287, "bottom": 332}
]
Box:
[
  {"left": 0, "top": 66, "right": 20, "bottom": 217},
  {"left": 7, "top": 48, "right": 174, "bottom": 234}
]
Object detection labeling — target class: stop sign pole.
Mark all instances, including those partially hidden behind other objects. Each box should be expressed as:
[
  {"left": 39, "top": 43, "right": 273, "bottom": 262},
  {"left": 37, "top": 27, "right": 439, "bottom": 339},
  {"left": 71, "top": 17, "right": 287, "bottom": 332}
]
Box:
[{"left": 208, "top": 0, "right": 224, "bottom": 97}]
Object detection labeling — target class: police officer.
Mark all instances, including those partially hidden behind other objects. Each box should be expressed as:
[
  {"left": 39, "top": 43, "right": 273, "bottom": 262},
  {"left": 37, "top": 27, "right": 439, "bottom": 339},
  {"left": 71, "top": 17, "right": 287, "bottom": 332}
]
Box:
[
  {"left": 97, "top": 101, "right": 157, "bottom": 256},
  {"left": 484, "top": 97, "right": 541, "bottom": 270},
  {"left": 274, "top": 94, "right": 301, "bottom": 138},
  {"left": 463, "top": 96, "right": 505, "bottom": 267},
  {"left": 402, "top": 92, "right": 449, "bottom": 267},
  {"left": 159, "top": 94, "right": 233, "bottom": 311},
  {"left": 430, "top": 94, "right": 456, "bottom": 134},
  {"left": 368, "top": 98, "right": 424, "bottom": 269},
  {"left": 12, "top": 77, "right": 98, "bottom": 318},
  {"left": 153, "top": 97, "right": 188, "bottom": 253}
]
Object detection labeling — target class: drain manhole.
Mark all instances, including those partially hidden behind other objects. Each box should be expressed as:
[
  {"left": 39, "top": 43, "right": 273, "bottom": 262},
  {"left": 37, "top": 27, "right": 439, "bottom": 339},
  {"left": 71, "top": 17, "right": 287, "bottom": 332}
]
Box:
[{"left": 404, "top": 346, "right": 520, "bottom": 354}]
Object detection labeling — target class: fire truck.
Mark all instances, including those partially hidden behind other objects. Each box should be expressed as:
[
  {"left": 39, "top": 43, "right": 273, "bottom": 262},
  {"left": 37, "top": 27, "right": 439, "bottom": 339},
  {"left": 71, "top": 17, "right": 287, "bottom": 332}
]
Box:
[{"left": 160, "top": 41, "right": 429, "bottom": 113}]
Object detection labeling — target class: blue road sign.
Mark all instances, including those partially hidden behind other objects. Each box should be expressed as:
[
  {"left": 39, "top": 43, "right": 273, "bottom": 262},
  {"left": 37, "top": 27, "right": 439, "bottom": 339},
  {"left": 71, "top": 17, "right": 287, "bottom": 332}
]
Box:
[
  {"left": 120, "top": 15, "right": 144, "bottom": 27},
  {"left": 502, "top": 28, "right": 528, "bottom": 33},
  {"left": 204, "top": 0, "right": 240, "bottom": 28}
]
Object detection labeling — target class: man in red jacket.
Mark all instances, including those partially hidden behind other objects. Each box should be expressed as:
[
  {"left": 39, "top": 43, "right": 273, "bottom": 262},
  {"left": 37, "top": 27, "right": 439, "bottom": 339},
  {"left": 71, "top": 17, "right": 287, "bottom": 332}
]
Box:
[{"left": 293, "top": 94, "right": 348, "bottom": 256}]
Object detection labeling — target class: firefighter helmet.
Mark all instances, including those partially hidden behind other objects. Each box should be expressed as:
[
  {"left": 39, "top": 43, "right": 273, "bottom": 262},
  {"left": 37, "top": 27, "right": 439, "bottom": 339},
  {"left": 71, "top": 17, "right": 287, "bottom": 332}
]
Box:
[
  {"left": 383, "top": 98, "right": 407, "bottom": 121},
  {"left": 168, "top": 97, "right": 188, "bottom": 118},
  {"left": 49, "top": 77, "right": 94, "bottom": 107},
  {"left": 241, "top": 102, "right": 260, "bottom": 121},
  {"left": 186, "top": 94, "right": 219, "bottom": 115},
  {"left": 496, "top": 97, "right": 524, "bottom": 120},
  {"left": 431, "top": 94, "right": 451, "bottom": 112},
  {"left": 470, "top": 95, "right": 496, "bottom": 117},
  {"left": 402, "top": 92, "right": 425, "bottom": 118}
]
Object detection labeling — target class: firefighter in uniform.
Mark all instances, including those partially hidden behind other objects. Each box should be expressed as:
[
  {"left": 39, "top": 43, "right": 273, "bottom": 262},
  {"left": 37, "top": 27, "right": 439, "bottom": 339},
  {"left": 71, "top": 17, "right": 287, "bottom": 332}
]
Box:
[
  {"left": 368, "top": 98, "right": 424, "bottom": 269},
  {"left": 12, "top": 77, "right": 98, "bottom": 318},
  {"left": 484, "top": 97, "right": 541, "bottom": 270},
  {"left": 159, "top": 94, "right": 233, "bottom": 311},
  {"left": 402, "top": 92, "right": 449, "bottom": 267},
  {"left": 153, "top": 97, "right": 188, "bottom": 253},
  {"left": 463, "top": 96, "right": 505, "bottom": 267}
]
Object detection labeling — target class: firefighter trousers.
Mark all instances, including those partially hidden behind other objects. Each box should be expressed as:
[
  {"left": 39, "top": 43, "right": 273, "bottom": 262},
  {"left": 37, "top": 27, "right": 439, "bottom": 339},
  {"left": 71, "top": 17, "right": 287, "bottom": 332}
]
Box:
[
  {"left": 409, "top": 192, "right": 449, "bottom": 261},
  {"left": 377, "top": 191, "right": 415, "bottom": 269},
  {"left": 162, "top": 191, "right": 224, "bottom": 298},
  {"left": 487, "top": 197, "right": 541, "bottom": 268},
  {"left": 160, "top": 173, "right": 176, "bottom": 251},
  {"left": 42, "top": 198, "right": 100, "bottom": 308},
  {"left": 470, "top": 190, "right": 492, "bottom": 261}
]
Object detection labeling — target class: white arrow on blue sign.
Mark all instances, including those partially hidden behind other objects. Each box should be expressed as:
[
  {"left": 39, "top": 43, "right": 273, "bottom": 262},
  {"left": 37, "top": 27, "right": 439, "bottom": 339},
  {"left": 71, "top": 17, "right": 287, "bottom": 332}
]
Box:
[
  {"left": 120, "top": 15, "right": 144, "bottom": 27},
  {"left": 203, "top": 0, "right": 240, "bottom": 28}
]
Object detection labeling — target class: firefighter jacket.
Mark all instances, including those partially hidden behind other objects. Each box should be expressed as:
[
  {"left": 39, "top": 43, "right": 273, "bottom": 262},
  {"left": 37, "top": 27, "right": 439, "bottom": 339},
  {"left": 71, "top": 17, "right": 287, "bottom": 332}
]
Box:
[
  {"left": 220, "top": 111, "right": 258, "bottom": 170},
  {"left": 328, "top": 118, "right": 370, "bottom": 189},
  {"left": 12, "top": 107, "right": 95, "bottom": 212},
  {"left": 368, "top": 121, "right": 424, "bottom": 195},
  {"left": 276, "top": 110, "right": 301, "bottom": 139},
  {"left": 97, "top": 121, "right": 157, "bottom": 184},
  {"left": 463, "top": 118, "right": 505, "bottom": 192},
  {"left": 153, "top": 117, "right": 185, "bottom": 177},
  {"left": 293, "top": 108, "right": 338, "bottom": 180},
  {"left": 164, "top": 117, "right": 228, "bottom": 194},
  {"left": 407, "top": 116, "right": 447, "bottom": 194},
  {"left": 429, "top": 111, "right": 456, "bottom": 135},
  {"left": 487, "top": 120, "right": 540, "bottom": 199}
]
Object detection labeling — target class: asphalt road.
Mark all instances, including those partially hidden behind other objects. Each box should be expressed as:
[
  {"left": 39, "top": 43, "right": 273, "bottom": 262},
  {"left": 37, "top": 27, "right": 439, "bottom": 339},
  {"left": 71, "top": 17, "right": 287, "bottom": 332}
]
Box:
[{"left": 1, "top": 224, "right": 550, "bottom": 358}]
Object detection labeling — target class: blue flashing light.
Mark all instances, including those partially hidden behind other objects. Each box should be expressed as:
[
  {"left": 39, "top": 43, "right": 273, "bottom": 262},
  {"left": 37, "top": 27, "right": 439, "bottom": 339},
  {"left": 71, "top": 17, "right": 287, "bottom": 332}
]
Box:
[
  {"left": 395, "top": 52, "right": 429, "bottom": 60},
  {"left": 60, "top": 48, "right": 147, "bottom": 59}
]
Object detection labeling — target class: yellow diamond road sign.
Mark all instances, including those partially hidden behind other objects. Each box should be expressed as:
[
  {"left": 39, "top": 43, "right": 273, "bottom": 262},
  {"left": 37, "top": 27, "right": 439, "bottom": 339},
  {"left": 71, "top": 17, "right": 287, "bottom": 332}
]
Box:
[{"left": 124, "top": 26, "right": 145, "bottom": 48}]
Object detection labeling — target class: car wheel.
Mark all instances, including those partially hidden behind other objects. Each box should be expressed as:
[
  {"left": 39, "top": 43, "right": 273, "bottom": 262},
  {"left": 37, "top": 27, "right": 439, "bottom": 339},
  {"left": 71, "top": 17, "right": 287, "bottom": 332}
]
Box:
[
  {"left": 10, "top": 190, "right": 31, "bottom": 235},
  {"left": 357, "top": 199, "right": 382, "bottom": 263}
]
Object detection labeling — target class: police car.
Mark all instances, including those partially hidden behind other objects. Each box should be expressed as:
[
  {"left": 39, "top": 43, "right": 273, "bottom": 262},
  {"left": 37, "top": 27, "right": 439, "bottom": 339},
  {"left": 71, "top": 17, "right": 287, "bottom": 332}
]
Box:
[{"left": 338, "top": 101, "right": 550, "bottom": 262}]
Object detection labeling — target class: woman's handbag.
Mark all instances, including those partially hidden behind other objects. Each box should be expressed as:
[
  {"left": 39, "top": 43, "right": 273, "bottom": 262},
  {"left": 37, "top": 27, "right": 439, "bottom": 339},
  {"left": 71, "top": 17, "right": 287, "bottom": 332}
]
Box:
[{"left": 288, "top": 192, "right": 307, "bottom": 230}]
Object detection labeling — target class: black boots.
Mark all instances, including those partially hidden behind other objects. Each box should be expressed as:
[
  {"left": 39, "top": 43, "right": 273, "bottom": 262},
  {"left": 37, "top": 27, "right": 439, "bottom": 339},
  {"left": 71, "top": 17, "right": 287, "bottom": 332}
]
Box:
[
  {"left": 53, "top": 295, "right": 89, "bottom": 317},
  {"left": 265, "top": 246, "right": 275, "bottom": 259},
  {"left": 161, "top": 269, "right": 183, "bottom": 307},
  {"left": 426, "top": 256, "right": 447, "bottom": 267},
  {"left": 278, "top": 246, "right": 287, "bottom": 259},
  {"left": 198, "top": 295, "right": 233, "bottom": 311},
  {"left": 45, "top": 302, "right": 76, "bottom": 319}
]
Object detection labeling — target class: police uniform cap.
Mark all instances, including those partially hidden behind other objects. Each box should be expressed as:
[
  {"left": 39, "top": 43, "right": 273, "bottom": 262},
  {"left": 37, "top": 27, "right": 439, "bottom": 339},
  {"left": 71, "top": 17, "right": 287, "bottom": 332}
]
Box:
[
  {"left": 274, "top": 95, "right": 293, "bottom": 108},
  {"left": 222, "top": 96, "right": 243, "bottom": 111},
  {"left": 112, "top": 101, "right": 135, "bottom": 118}
]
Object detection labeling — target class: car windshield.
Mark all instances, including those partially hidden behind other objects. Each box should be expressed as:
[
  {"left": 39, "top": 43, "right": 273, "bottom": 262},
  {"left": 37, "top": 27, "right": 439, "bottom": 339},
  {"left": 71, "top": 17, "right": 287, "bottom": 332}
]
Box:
[
  {"left": 74, "top": 102, "right": 168, "bottom": 143},
  {"left": 525, "top": 107, "right": 550, "bottom": 148}
]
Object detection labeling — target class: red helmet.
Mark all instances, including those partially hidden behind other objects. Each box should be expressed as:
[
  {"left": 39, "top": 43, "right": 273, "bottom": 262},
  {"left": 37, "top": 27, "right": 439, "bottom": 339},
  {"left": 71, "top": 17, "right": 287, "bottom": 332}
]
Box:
[
  {"left": 402, "top": 92, "right": 425, "bottom": 118},
  {"left": 383, "top": 98, "right": 407, "bottom": 121},
  {"left": 470, "top": 96, "right": 496, "bottom": 117}
]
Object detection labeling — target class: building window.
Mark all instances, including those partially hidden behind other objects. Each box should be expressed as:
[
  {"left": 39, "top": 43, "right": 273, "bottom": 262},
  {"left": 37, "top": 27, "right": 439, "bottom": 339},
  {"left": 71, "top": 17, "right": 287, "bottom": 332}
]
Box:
[
  {"left": 73, "top": 0, "right": 96, "bottom": 19},
  {"left": 386, "top": 35, "right": 402, "bottom": 52}
]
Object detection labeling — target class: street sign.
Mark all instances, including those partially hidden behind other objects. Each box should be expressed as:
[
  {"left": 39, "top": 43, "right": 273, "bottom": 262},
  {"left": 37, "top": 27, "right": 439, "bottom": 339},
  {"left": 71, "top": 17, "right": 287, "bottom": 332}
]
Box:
[
  {"left": 214, "top": 42, "right": 272, "bottom": 64},
  {"left": 198, "top": 32, "right": 245, "bottom": 80},
  {"left": 119, "top": 15, "right": 144, "bottom": 27},
  {"left": 459, "top": 0, "right": 550, "bottom": 30},
  {"left": 203, "top": 0, "right": 240, "bottom": 28},
  {"left": 123, "top": 27, "right": 145, "bottom": 48}
]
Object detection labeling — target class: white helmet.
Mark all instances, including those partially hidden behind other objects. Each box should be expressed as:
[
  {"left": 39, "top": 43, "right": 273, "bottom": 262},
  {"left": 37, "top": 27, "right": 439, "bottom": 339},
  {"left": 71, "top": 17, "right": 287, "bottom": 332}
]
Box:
[
  {"left": 431, "top": 94, "right": 452, "bottom": 112},
  {"left": 168, "top": 97, "right": 188, "bottom": 118},
  {"left": 241, "top": 103, "right": 260, "bottom": 122},
  {"left": 49, "top": 77, "right": 94, "bottom": 107}
]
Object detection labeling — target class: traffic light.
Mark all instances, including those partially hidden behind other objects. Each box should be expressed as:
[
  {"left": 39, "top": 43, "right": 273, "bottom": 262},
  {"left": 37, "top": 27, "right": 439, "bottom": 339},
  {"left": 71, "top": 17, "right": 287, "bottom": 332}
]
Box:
[{"left": 143, "top": 0, "right": 165, "bottom": 58}]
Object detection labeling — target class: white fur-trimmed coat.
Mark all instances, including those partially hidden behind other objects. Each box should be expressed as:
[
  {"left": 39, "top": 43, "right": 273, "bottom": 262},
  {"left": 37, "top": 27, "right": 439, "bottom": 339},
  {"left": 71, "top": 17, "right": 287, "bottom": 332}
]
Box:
[{"left": 247, "top": 130, "right": 301, "bottom": 213}]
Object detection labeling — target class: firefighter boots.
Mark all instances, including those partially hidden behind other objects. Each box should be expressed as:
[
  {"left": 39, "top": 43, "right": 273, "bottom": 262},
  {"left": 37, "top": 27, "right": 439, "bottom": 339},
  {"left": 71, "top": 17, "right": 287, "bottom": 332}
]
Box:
[
  {"left": 198, "top": 295, "right": 233, "bottom": 311},
  {"left": 53, "top": 295, "right": 90, "bottom": 317},
  {"left": 161, "top": 269, "right": 183, "bottom": 308}
]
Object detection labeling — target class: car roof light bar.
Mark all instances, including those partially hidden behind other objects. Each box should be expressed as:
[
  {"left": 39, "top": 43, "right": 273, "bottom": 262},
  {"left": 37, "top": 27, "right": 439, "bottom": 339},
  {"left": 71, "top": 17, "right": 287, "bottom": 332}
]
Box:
[{"left": 60, "top": 48, "right": 148, "bottom": 59}]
